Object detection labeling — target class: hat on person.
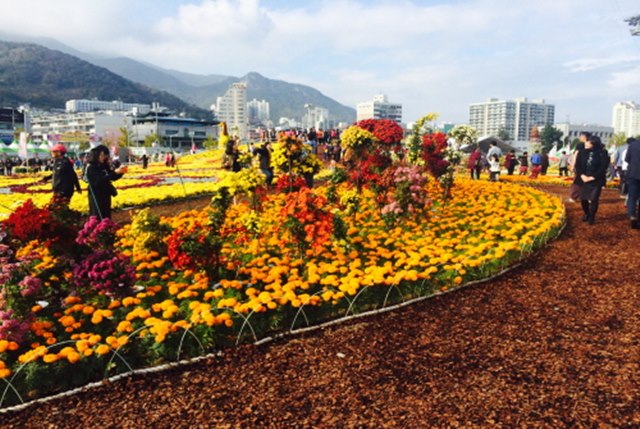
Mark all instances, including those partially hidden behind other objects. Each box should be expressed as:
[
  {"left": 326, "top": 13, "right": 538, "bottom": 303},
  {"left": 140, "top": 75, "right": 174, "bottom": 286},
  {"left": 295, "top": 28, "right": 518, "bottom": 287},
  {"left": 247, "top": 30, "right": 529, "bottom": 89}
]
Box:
[{"left": 50, "top": 144, "right": 67, "bottom": 154}]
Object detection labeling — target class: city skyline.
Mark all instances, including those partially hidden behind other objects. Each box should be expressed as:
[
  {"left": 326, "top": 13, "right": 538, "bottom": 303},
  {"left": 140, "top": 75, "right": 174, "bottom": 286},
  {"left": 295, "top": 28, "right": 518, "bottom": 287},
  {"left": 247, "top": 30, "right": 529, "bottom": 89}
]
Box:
[{"left": 1, "top": 0, "right": 639, "bottom": 125}]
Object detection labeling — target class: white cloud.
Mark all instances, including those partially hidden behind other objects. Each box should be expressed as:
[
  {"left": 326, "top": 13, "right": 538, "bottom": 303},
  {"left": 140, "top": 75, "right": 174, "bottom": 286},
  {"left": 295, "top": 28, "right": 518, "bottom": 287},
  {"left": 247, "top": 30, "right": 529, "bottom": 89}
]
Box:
[
  {"left": 565, "top": 56, "right": 640, "bottom": 72},
  {"left": 608, "top": 66, "right": 640, "bottom": 88}
]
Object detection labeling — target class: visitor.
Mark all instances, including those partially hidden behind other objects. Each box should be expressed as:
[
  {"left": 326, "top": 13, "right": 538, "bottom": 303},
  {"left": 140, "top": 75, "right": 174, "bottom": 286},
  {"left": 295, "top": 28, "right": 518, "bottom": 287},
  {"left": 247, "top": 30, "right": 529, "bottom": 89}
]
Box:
[
  {"left": 230, "top": 137, "right": 242, "bottom": 172},
  {"left": 574, "top": 136, "right": 609, "bottom": 225},
  {"left": 568, "top": 132, "right": 590, "bottom": 202},
  {"left": 558, "top": 151, "right": 570, "bottom": 176},
  {"left": 468, "top": 147, "right": 482, "bottom": 179},
  {"left": 141, "top": 154, "right": 149, "bottom": 169},
  {"left": 625, "top": 137, "right": 640, "bottom": 229},
  {"left": 504, "top": 150, "right": 518, "bottom": 175},
  {"left": 486, "top": 141, "right": 502, "bottom": 160},
  {"left": 41, "top": 144, "right": 82, "bottom": 207},
  {"left": 518, "top": 151, "right": 529, "bottom": 175},
  {"left": 488, "top": 154, "right": 500, "bottom": 182},
  {"left": 253, "top": 142, "right": 273, "bottom": 186},
  {"left": 85, "top": 145, "right": 127, "bottom": 219},
  {"left": 540, "top": 151, "right": 550, "bottom": 175},
  {"left": 530, "top": 150, "right": 542, "bottom": 178},
  {"left": 612, "top": 139, "right": 631, "bottom": 197}
]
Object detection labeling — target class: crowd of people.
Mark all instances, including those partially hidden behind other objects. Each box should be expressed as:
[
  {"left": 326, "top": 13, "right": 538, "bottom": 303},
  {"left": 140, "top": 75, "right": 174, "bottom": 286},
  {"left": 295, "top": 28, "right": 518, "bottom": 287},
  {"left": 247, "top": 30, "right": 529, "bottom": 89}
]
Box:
[{"left": 465, "top": 133, "right": 640, "bottom": 229}]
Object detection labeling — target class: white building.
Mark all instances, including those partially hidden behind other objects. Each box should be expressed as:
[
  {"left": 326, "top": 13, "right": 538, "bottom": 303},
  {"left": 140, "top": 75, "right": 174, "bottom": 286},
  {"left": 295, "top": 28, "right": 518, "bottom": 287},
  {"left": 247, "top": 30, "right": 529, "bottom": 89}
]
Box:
[
  {"left": 247, "top": 99, "right": 270, "bottom": 125},
  {"left": 30, "top": 111, "right": 132, "bottom": 144},
  {"left": 612, "top": 101, "right": 640, "bottom": 137},
  {"left": 469, "top": 97, "right": 555, "bottom": 142},
  {"left": 303, "top": 104, "right": 331, "bottom": 130},
  {"left": 552, "top": 123, "right": 615, "bottom": 147},
  {"left": 356, "top": 94, "right": 402, "bottom": 124},
  {"left": 66, "top": 99, "right": 151, "bottom": 115},
  {"left": 215, "top": 82, "right": 248, "bottom": 140}
]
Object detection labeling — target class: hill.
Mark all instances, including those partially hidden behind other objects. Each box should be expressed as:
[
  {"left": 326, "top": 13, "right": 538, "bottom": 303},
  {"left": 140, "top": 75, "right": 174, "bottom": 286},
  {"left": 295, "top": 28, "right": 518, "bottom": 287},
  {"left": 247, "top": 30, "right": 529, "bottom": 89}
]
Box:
[
  {"left": 91, "top": 58, "right": 356, "bottom": 124},
  {"left": 0, "top": 41, "right": 211, "bottom": 119}
]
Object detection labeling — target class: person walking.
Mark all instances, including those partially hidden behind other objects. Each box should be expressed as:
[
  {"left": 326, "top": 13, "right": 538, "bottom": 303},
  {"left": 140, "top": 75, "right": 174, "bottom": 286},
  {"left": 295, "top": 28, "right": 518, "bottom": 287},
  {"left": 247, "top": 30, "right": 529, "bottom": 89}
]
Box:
[
  {"left": 624, "top": 137, "right": 640, "bottom": 229},
  {"left": 504, "top": 150, "right": 518, "bottom": 175},
  {"left": 558, "top": 151, "right": 570, "bottom": 176},
  {"left": 85, "top": 145, "right": 127, "bottom": 219},
  {"left": 574, "top": 136, "right": 610, "bottom": 225},
  {"left": 540, "top": 151, "right": 550, "bottom": 175},
  {"left": 530, "top": 150, "right": 542, "bottom": 178},
  {"left": 42, "top": 144, "right": 82, "bottom": 207},
  {"left": 468, "top": 147, "right": 483, "bottom": 179},
  {"left": 486, "top": 141, "right": 502, "bottom": 161},
  {"left": 613, "top": 139, "right": 631, "bottom": 197},
  {"left": 518, "top": 151, "right": 529, "bottom": 175},
  {"left": 253, "top": 142, "right": 273, "bottom": 186}
]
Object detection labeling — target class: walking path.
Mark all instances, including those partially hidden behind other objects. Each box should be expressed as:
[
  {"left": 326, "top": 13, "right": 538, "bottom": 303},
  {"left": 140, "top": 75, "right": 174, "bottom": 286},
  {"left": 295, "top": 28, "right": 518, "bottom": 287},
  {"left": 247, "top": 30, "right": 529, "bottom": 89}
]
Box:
[{"left": 2, "top": 186, "right": 639, "bottom": 428}]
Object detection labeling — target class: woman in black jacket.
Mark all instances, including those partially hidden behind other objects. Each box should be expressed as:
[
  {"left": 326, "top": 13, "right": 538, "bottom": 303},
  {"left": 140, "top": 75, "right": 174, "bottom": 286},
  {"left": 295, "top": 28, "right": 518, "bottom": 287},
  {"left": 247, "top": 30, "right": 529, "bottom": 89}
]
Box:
[
  {"left": 574, "top": 136, "right": 609, "bottom": 225},
  {"left": 85, "top": 145, "right": 127, "bottom": 219}
]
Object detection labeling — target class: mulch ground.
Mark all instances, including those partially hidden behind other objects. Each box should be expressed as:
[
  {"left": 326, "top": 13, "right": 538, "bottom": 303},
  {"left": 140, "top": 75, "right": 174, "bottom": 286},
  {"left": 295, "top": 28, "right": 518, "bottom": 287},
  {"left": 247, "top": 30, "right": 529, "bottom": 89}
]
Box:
[{"left": 2, "top": 185, "right": 639, "bottom": 428}]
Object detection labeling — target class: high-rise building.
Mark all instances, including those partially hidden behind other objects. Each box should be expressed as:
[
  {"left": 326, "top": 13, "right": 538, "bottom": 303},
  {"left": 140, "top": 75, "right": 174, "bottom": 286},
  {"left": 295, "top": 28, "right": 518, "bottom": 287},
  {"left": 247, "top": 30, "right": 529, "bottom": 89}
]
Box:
[
  {"left": 612, "top": 101, "right": 640, "bottom": 137},
  {"left": 356, "top": 94, "right": 402, "bottom": 124},
  {"left": 247, "top": 99, "right": 270, "bottom": 125},
  {"left": 303, "top": 104, "right": 331, "bottom": 130},
  {"left": 469, "top": 97, "right": 555, "bottom": 142},
  {"left": 215, "top": 83, "right": 248, "bottom": 140}
]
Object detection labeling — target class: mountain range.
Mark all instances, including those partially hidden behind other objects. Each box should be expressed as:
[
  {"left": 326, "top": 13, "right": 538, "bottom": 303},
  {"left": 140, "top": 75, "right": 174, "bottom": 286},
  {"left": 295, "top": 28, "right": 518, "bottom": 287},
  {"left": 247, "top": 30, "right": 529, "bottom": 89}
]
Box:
[{"left": 0, "top": 35, "right": 356, "bottom": 124}]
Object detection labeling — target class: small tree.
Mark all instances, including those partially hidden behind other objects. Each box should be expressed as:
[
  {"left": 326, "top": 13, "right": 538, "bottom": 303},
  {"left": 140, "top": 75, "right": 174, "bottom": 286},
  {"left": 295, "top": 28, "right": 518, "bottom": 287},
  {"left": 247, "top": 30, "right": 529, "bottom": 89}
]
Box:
[
  {"left": 610, "top": 132, "right": 628, "bottom": 147},
  {"left": 144, "top": 133, "right": 160, "bottom": 148},
  {"left": 202, "top": 136, "right": 218, "bottom": 150},
  {"left": 539, "top": 124, "right": 563, "bottom": 153},
  {"left": 118, "top": 127, "right": 133, "bottom": 148}
]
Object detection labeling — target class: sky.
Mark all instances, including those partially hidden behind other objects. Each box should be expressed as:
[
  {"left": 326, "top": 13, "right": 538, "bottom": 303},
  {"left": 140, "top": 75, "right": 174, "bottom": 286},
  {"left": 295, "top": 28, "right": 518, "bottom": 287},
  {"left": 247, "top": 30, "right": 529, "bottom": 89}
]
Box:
[{"left": 1, "top": 0, "right": 640, "bottom": 125}]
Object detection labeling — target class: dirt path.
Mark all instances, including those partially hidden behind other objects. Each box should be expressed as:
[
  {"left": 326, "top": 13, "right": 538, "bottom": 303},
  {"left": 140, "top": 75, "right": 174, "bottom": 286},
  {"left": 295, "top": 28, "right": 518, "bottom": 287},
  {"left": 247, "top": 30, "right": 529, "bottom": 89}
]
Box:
[{"left": 2, "top": 186, "right": 639, "bottom": 428}]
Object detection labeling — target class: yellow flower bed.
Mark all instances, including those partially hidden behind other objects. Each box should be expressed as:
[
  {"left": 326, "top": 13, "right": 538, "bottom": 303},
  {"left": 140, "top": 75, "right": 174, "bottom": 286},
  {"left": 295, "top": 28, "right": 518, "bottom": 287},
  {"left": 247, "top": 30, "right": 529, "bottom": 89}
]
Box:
[{"left": 0, "top": 177, "right": 565, "bottom": 406}]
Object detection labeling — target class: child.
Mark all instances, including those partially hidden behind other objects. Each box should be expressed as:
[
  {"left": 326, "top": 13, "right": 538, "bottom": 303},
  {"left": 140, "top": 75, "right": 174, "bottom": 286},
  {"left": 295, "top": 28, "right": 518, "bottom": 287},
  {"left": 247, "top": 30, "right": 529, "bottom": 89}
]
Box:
[{"left": 489, "top": 154, "right": 500, "bottom": 182}]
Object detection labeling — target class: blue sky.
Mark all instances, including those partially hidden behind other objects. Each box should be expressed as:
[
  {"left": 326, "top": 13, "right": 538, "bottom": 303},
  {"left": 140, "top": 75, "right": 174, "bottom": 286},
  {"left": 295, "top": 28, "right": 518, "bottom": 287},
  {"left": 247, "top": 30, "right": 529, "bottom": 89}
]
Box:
[{"left": 2, "top": 0, "right": 639, "bottom": 125}]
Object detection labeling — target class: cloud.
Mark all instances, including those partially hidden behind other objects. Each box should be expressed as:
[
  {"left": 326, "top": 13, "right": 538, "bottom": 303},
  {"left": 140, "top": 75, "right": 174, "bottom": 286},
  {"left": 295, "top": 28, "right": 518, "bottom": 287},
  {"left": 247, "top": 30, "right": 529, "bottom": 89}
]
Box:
[
  {"left": 564, "top": 56, "right": 640, "bottom": 72},
  {"left": 608, "top": 66, "right": 640, "bottom": 89}
]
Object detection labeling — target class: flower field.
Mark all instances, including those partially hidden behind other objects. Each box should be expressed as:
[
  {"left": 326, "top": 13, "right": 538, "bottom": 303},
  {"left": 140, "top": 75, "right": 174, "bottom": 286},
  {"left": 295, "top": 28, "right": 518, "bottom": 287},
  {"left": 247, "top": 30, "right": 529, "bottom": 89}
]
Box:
[
  {"left": 0, "top": 126, "right": 567, "bottom": 407},
  {"left": 0, "top": 174, "right": 564, "bottom": 407},
  {"left": 0, "top": 150, "right": 229, "bottom": 219}
]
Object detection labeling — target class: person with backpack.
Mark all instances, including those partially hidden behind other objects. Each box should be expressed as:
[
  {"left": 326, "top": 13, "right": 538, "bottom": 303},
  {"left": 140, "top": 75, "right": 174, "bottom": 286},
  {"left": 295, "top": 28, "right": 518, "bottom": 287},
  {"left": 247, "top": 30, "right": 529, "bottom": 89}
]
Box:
[
  {"left": 84, "top": 145, "right": 127, "bottom": 219},
  {"left": 41, "top": 144, "right": 82, "bottom": 207}
]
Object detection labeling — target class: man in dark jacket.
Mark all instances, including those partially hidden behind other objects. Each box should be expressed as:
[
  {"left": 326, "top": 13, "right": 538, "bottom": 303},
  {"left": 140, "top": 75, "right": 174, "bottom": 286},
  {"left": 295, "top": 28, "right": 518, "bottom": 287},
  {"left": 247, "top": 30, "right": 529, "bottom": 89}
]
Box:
[
  {"left": 253, "top": 142, "right": 273, "bottom": 186},
  {"left": 42, "top": 144, "right": 81, "bottom": 206},
  {"left": 625, "top": 138, "right": 640, "bottom": 229}
]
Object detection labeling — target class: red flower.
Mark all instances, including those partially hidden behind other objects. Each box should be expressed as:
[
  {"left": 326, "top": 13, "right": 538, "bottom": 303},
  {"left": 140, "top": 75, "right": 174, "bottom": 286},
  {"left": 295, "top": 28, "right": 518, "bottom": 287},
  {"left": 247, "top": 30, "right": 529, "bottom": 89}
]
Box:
[
  {"left": 357, "top": 119, "right": 404, "bottom": 146},
  {"left": 421, "top": 132, "right": 450, "bottom": 178}
]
